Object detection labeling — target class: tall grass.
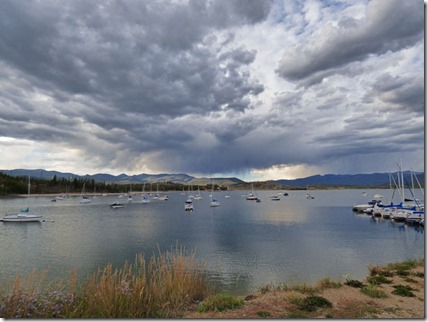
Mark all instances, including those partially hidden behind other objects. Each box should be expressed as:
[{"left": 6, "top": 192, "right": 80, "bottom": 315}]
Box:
[{"left": 0, "top": 248, "right": 210, "bottom": 318}]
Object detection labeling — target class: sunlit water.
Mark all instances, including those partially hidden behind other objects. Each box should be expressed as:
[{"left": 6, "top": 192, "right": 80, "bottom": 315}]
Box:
[{"left": 0, "top": 189, "right": 424, "bottom": 295}]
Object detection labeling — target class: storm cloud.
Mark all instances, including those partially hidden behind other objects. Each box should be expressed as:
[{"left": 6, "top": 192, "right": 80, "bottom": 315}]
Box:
[{"left": 0, "top": 0, "right": 424, "bottom": 179}]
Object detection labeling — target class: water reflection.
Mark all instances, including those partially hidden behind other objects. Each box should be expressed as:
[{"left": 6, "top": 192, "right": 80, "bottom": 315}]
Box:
[{"left": 0, "top": 189, "right": 424, "bottom": 295}]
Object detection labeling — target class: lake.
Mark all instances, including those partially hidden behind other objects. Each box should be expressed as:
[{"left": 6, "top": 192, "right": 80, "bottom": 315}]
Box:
[{"left": 0, "top": 189, "right": 424, "bottom": 295}]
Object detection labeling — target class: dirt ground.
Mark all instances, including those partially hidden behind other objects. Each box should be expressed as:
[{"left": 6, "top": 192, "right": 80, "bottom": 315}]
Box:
[{"left": 184, "top": 264, "right": 425, "bottom": 319}]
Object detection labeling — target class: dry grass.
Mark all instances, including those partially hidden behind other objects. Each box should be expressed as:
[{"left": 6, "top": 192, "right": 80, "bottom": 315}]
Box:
[
  {"left": 0, "top": 247, "right": 210, "bottom": 318},
  {"left": 184, "top": 258, "right": 425, "bottom": 319}
]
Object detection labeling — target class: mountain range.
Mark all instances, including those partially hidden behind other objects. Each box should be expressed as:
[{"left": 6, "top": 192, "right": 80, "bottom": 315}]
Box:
[{"left": 0, "top": 168, "right": 424, "bottom": 188}]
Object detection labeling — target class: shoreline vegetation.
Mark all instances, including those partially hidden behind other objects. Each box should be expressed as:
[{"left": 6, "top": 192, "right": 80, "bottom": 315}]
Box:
[
  {"left": 0, "top": 249, "right": 424, "bottom": 318},
  {"left": 0, "top": 172, "right": 401, "bottom": 196}
]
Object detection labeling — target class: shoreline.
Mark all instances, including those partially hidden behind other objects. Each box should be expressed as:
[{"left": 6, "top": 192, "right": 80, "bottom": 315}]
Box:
[{"left": 184, "top": 259, "right": 425, "bottom": 319}]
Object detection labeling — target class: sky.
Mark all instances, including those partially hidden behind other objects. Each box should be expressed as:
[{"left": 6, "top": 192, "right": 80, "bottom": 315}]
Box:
[{"left": 0, "top": 0, "right": 424, "bottom": 181}]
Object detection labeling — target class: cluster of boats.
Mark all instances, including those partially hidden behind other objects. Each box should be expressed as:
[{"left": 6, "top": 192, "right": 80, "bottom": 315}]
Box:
[
  {"left": 352, "top": 168, "right": 424, "bottom": 227},
  {"left": 353, "top": 198, "right": 424, "bottom": 226}
]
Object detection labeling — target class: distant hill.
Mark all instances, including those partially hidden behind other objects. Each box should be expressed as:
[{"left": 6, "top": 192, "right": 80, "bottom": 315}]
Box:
[
  {"left": 273, "top": 172, "right": 424, "bottom": 187},
  {"left": 0, "top": 169, "right": 423, "bottom": 188},
  {"left": 0, "top": 169, "right": 241, "bottom": 185},
  {"left": 188, "top": 177, "right": 244, "bottom": 186}
]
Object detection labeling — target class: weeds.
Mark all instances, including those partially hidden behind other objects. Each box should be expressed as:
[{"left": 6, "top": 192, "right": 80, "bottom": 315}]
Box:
[
  {"left": 197, "top": 294, "right": 244, "bottom": 312},
  {"left": 361, "top": 285, "right": 387, "bottom": 298},
  {"left": 0, "top": 248, "right": 210, "bottom": 318},
  {"left": 316, "top": 278, "right": 342, "bottom": 290}
]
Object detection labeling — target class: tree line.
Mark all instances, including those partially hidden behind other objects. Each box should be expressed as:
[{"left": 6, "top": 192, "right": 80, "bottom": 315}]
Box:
[{"left": 0, "top": 172, "right": 227, "bottom": 195}]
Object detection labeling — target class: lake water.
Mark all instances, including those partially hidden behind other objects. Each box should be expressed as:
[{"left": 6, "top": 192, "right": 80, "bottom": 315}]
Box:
[{"left": 0, "top": 189, "right": 424, "bottom": 295}]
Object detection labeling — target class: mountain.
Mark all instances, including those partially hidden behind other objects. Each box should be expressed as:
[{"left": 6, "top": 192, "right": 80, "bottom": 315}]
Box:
[
  {"left": 188, "top": 177, "right": 244, "bottom": 186},
  {"left": 0, "top": 169, "right": 423, "bottom": 188},
  {"left": 0, "top": 169, "right": 239, "bottom": 185},
  {"left": 273, "top": 172, "right": 424, "bottom": 187}
]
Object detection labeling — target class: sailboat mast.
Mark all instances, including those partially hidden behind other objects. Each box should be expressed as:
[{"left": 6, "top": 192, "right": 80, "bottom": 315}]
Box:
[
  {"left": 27, "top": 175, "right": 30, "bottom": 208},
  {"left": 400, "top": 160, "right": 404, "bottom": 204}
]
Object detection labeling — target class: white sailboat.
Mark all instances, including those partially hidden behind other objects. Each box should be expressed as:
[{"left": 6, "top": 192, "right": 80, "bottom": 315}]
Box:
[
  {"left": 2, "top": 176, "right": 43, "bottom": 222},
  {"left": 194, "top": 186, "right": 202, "bottom": 200},
  {"left": 246, "top": 183, "right": 258, "bottom": 200},
  {"left": 210, "top": 180, "right": 220, "bottom": 207},
  {"left": 141, "top": 183, "right": 150, "bottom": 204},
  {"left": 79, "top": 183, "right": 91, "bottom": 204}
]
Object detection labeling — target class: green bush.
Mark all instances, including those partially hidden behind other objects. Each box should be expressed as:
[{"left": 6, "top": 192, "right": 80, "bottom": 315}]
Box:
[
  {"left": 344, "top": 279, "right": 364, "bottom": 288},
  {"left": 297, "top": 296, "right": 332, "bottom": 312},
  {"left": 197, "top": 294, "right": 244, "bottom": 312},
  {"left": 392, "top": 285, "right": 415, "bottom": 297},
  {"left": 367, "top": 275, "right": 392, "bottom": 285}
]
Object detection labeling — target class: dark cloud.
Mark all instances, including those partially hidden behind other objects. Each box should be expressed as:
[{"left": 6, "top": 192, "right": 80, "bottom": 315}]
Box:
[
  {"left": 276, "top": 0, "right": 423, "bottom": 85},
  {"left": 0, "top": 0, "right": 268, "bottom": 119},
  {"left": 0, "top": 0, "right": 424, "bottom": 178}
]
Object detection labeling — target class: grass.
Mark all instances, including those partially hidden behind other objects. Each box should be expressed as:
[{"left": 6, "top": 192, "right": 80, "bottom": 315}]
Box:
[
  {"left": 197, "top": 294, "right": 244, "bottom": 312},
  {"left": 367, "top": 275, "right": 392, "bottom": 285},
  {"left": 360, "top": 285, "right": 388, "bottom": 298},
  {"left": 0, "top": 248, "right": 210, "bottom": 318},
  {"left": 277, "top": 278, "right": 341, "bottom": 295},
  {"left": 0, "top": 256, "right": 423, "bottom": 318}
]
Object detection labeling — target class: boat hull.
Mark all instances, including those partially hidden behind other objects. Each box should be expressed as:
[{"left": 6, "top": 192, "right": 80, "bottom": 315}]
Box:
[{"left": 2, "top": 214, "right": 43, "bottom": 222}]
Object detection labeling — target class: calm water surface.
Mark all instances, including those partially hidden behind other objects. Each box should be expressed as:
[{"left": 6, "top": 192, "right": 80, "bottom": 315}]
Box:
[{"left": 0, "top": 189, "right": 424, "bottom": 294}]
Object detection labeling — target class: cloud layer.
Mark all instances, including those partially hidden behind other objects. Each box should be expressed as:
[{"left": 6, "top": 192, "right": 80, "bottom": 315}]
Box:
[{"left": 0, "top": 0, "right": 424, "bottom": 179}]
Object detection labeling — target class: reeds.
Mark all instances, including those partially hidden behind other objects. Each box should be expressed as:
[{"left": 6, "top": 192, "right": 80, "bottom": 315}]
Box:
[{"left": 0, "top": 248, "right": 210, "bottom": 318}]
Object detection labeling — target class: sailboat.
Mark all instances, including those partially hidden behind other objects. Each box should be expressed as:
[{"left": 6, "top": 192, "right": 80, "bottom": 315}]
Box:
[
  {"left": 141, "top": 183, "right": 150, "bottom": 204},
  {"left": 210, "top": 180, "right": 220, "bottom": 207},
  {"left": 79, "top": 183, "right": 91, "bottom": 204},
  {"left": 194, "top": 186, "right": 202, "bottom": 200},
  {"left": 246, "top": 183, "right": 258, "bottom": 200},
  {"left": 127, "top": 184, "right": 133, "bottom": 202},
  {"left": 2, "top": 176, "right": 43, "bottom": 222}
]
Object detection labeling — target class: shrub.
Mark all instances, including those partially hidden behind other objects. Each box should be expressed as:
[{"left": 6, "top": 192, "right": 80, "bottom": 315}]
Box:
[
  {"left": 197, "top": 294, "right": 244, "bottom": 312},
  {"left": 297, "top": 296, "right": 333, "bottom": 312},
  {"left": 367, "top": 275, "right": 392, "bottom": 285},
  {"left": 361, "top": 285, "right": 387, "bottom": 298},
  {"left": 344, "top": 279, "right": 364, "bottom": 288},
  {"left": 392, "top": 285, "right": 415, "bottom": 297},
  {"left": 396, "top": 269, "right": 410, "bottom": 277},
  {"left": 414, "top": 272, "right": 424, "bottom": 278}
]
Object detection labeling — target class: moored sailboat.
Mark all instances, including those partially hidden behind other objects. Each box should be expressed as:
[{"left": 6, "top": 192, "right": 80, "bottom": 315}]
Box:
[{"left": 2, "top": 176, "right": 43, "bottom": 222}]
